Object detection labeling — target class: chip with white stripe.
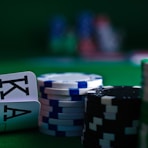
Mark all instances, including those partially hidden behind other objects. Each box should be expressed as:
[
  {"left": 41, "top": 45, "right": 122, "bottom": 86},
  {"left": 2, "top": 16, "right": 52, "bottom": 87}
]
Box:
[{"left": 37, "top": 72, "right": 103, "bottom": 89}]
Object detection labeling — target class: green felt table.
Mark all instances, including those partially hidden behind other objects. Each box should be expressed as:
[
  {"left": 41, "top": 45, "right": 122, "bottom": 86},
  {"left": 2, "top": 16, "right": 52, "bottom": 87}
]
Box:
[{"left": 0, "top": 57, "right": 141, "bottom": 148}]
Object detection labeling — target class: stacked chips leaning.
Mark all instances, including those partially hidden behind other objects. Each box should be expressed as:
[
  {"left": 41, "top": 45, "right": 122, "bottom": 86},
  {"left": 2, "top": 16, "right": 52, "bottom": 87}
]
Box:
[
  {"left": 37, "top": 72, "right": 103, "bottom": 137},
  {"left": 139, "top": 59, "right": 148, "bottom": 148},
  {"left": 82, "top": 86, "right": 141, "bottom": 148}
]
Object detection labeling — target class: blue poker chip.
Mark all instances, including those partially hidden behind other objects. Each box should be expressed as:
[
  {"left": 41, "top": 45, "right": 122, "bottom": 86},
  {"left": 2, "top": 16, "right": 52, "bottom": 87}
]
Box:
[
  {"left": 49, "top": 15, "right": 67, "bottom": 39},
  {"left": 37, "top": 72, "right": 103, "bottom": 89},
  {"left": 77, "top": 11, "right": 94, "bottom": 38}
]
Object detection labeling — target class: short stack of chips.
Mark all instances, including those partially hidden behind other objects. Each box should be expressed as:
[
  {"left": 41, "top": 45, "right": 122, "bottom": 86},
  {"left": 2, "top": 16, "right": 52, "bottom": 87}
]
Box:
[
  {"left": 82, "top": 86, "right": 141, "bottom": 147},
  {"left": 37, "top": 72, "right": 103, "bottom": 137},
  {"left": 139, "top": 59, "right": 148, "bottom": 148}
]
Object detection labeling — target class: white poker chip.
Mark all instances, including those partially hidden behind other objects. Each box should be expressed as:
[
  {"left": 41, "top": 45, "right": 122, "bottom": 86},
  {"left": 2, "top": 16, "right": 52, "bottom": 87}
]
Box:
[
  {"left": 39, "top": 98, "right": 84, "bottom": 108},
  {"left": 40, "top": 122, "right": 83, "bottom": 131},
  {"left": 40, "top": 105, "right": 52, "bottom": 112},
  {"left": 39, "top": 116, "right": 84, "bottom": 126},
  {"left": 39, "top": 86, "right": 94, "bottom": 96},
  {"left": 37, "top": 72, "right": 103, "bottom": 89},
  {"left": 48, "top": 118, "right": 84, "bottom": 126},
  {"left": 40, "top": 104, "right": 84, "bottom": 113},
  {"left": 40, "top": 112, "right": 84, "bottom": 120},
  {"left": 40, "top": 93, "right": 86, "bottom": 101},
  {"left": 39, "top": 128, "right": 82, "bottom": 136}
]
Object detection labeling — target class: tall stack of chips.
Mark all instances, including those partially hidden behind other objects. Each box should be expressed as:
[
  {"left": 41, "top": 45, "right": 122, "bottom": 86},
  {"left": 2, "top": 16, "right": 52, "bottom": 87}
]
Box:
[
  {"left": 48, "top": 15, "right": 67, "bottom": 55},
  {"left": 82, "top": 86, "right": 141, "bottom": 147},
  {"left": 139, "top": 59, "right": 148, "bottom": 148},
  {"left": 77, "top": 12, "right": 97, "bottom": 58},
  {"left": 95, "top": 15, "right": 120, "bottom": 54},
  {"left": 37, "top": 72, "right": 103, "bottom": 137}
]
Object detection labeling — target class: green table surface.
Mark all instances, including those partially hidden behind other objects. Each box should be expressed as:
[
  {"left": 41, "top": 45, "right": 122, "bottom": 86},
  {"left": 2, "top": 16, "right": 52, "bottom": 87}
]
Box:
[{"left": 0, "top": 57, "right": 142, "bottom": 148}]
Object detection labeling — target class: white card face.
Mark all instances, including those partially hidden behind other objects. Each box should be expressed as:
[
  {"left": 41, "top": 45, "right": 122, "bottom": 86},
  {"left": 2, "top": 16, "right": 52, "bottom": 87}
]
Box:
[
  {"left": 0, "top": 71, "right": 38, "bottom": 102},
  {"left": 0, "top": 101, "right": 40, "bottom": 132}
]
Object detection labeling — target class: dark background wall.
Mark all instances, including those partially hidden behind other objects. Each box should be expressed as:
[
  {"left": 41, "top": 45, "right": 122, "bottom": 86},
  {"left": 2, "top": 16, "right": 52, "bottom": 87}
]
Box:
[{"left": 0, "top": 0, "right": 148, "bottom": 59}]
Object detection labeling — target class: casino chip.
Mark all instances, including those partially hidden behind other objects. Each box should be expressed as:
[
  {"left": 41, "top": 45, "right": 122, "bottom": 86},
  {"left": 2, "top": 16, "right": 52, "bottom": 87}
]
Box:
[
  {"left": 40, "top": 86, "right": 95, "bottom": 96},
  {"left": 40, "top": 93, "right": 86, "bottom": 101},
  {"left": 37, "top": 72, "right": 102, "bottom": 89},
  {"left": 39, "top": 128, "right": 82, "bottom": 137},
  {"left": 37, "top": 72, "right": 103, "bottom": 137},
  {"left": 49, "top": 15, "right": 67, "bottom": 55},
  {"left": 95, "top": 15, "right": 120, "bottom": 54},
  {"left": 40, "top": 103, "right": 84, "bottom": 113},
  {"left": 39, "top": 98, "right": 84, "bottom": 107},
  {"left": 76, "top": 11, "right": 98, "bottom": 58},
  {"left": 82, "top": 86, "right": 142, "bottom": 148},
  {"left": 47, "top": 118, "right": 84, "bottom": 126}
]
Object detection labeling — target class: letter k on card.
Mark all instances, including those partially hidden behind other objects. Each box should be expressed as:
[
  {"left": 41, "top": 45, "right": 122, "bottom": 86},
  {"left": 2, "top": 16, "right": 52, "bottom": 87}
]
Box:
[{"left": 0, "top": 71, "right": 38, "bottom": 102}]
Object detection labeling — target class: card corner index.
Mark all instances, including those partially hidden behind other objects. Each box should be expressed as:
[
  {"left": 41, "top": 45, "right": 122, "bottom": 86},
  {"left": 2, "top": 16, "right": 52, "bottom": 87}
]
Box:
[
  {"left": 0, "top": 71, "right": 38, "bottom": 101},
  {"left": 0, "top": 101, "right": 40, "bottom": 132}
]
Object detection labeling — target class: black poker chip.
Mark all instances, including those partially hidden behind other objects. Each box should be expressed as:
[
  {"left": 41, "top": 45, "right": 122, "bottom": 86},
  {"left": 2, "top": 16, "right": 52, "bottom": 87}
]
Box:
[
  {"left": 95, "top": 86, "right": 141, "bottom": 99},
  {"left": 82, "top": 86, "right": 142, "bottom": 148},
  {"left": 82, "top": 130, "right": 139, "bottom": 148},
  {"left": 87, "top": 86, "right": 141, "bottom": 101}
]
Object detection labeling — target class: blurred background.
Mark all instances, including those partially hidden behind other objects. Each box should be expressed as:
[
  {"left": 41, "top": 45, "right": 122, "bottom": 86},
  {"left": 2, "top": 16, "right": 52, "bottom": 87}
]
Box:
[{"left": 0, "top": 0, "right": 148, "bottom": 61}]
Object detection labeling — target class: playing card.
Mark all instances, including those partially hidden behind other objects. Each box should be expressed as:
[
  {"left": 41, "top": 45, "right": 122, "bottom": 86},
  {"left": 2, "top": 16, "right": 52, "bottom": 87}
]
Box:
[
  {"left": 0, "top": 101, "right": 40, "bottom": 132},
  {"left": 0, "top": 71, "right": 38, "bottom": 102}
]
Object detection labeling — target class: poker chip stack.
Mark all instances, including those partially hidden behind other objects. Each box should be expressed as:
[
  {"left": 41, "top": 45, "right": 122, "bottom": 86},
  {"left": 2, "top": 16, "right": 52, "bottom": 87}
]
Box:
[
  {"left": 95, "top": 15, "right": 119, "bottom": 54},
  {"left": 48, "top": 15, "right": 67, "bottom": 55},
  {"left": 63, "top": 29, "right": 78, "bottom": 56},
  {"left": 139, "top": 59, "right": 148, "bottom": 148},
  {"left": 82, "top": 86, "right": 141, "bottom": 148},
  {"left": 77, "top": 12, "right": 97, "bottom": 58},
  {"left": 37, "top": 72, "right": 103, "bottom": 137}
]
